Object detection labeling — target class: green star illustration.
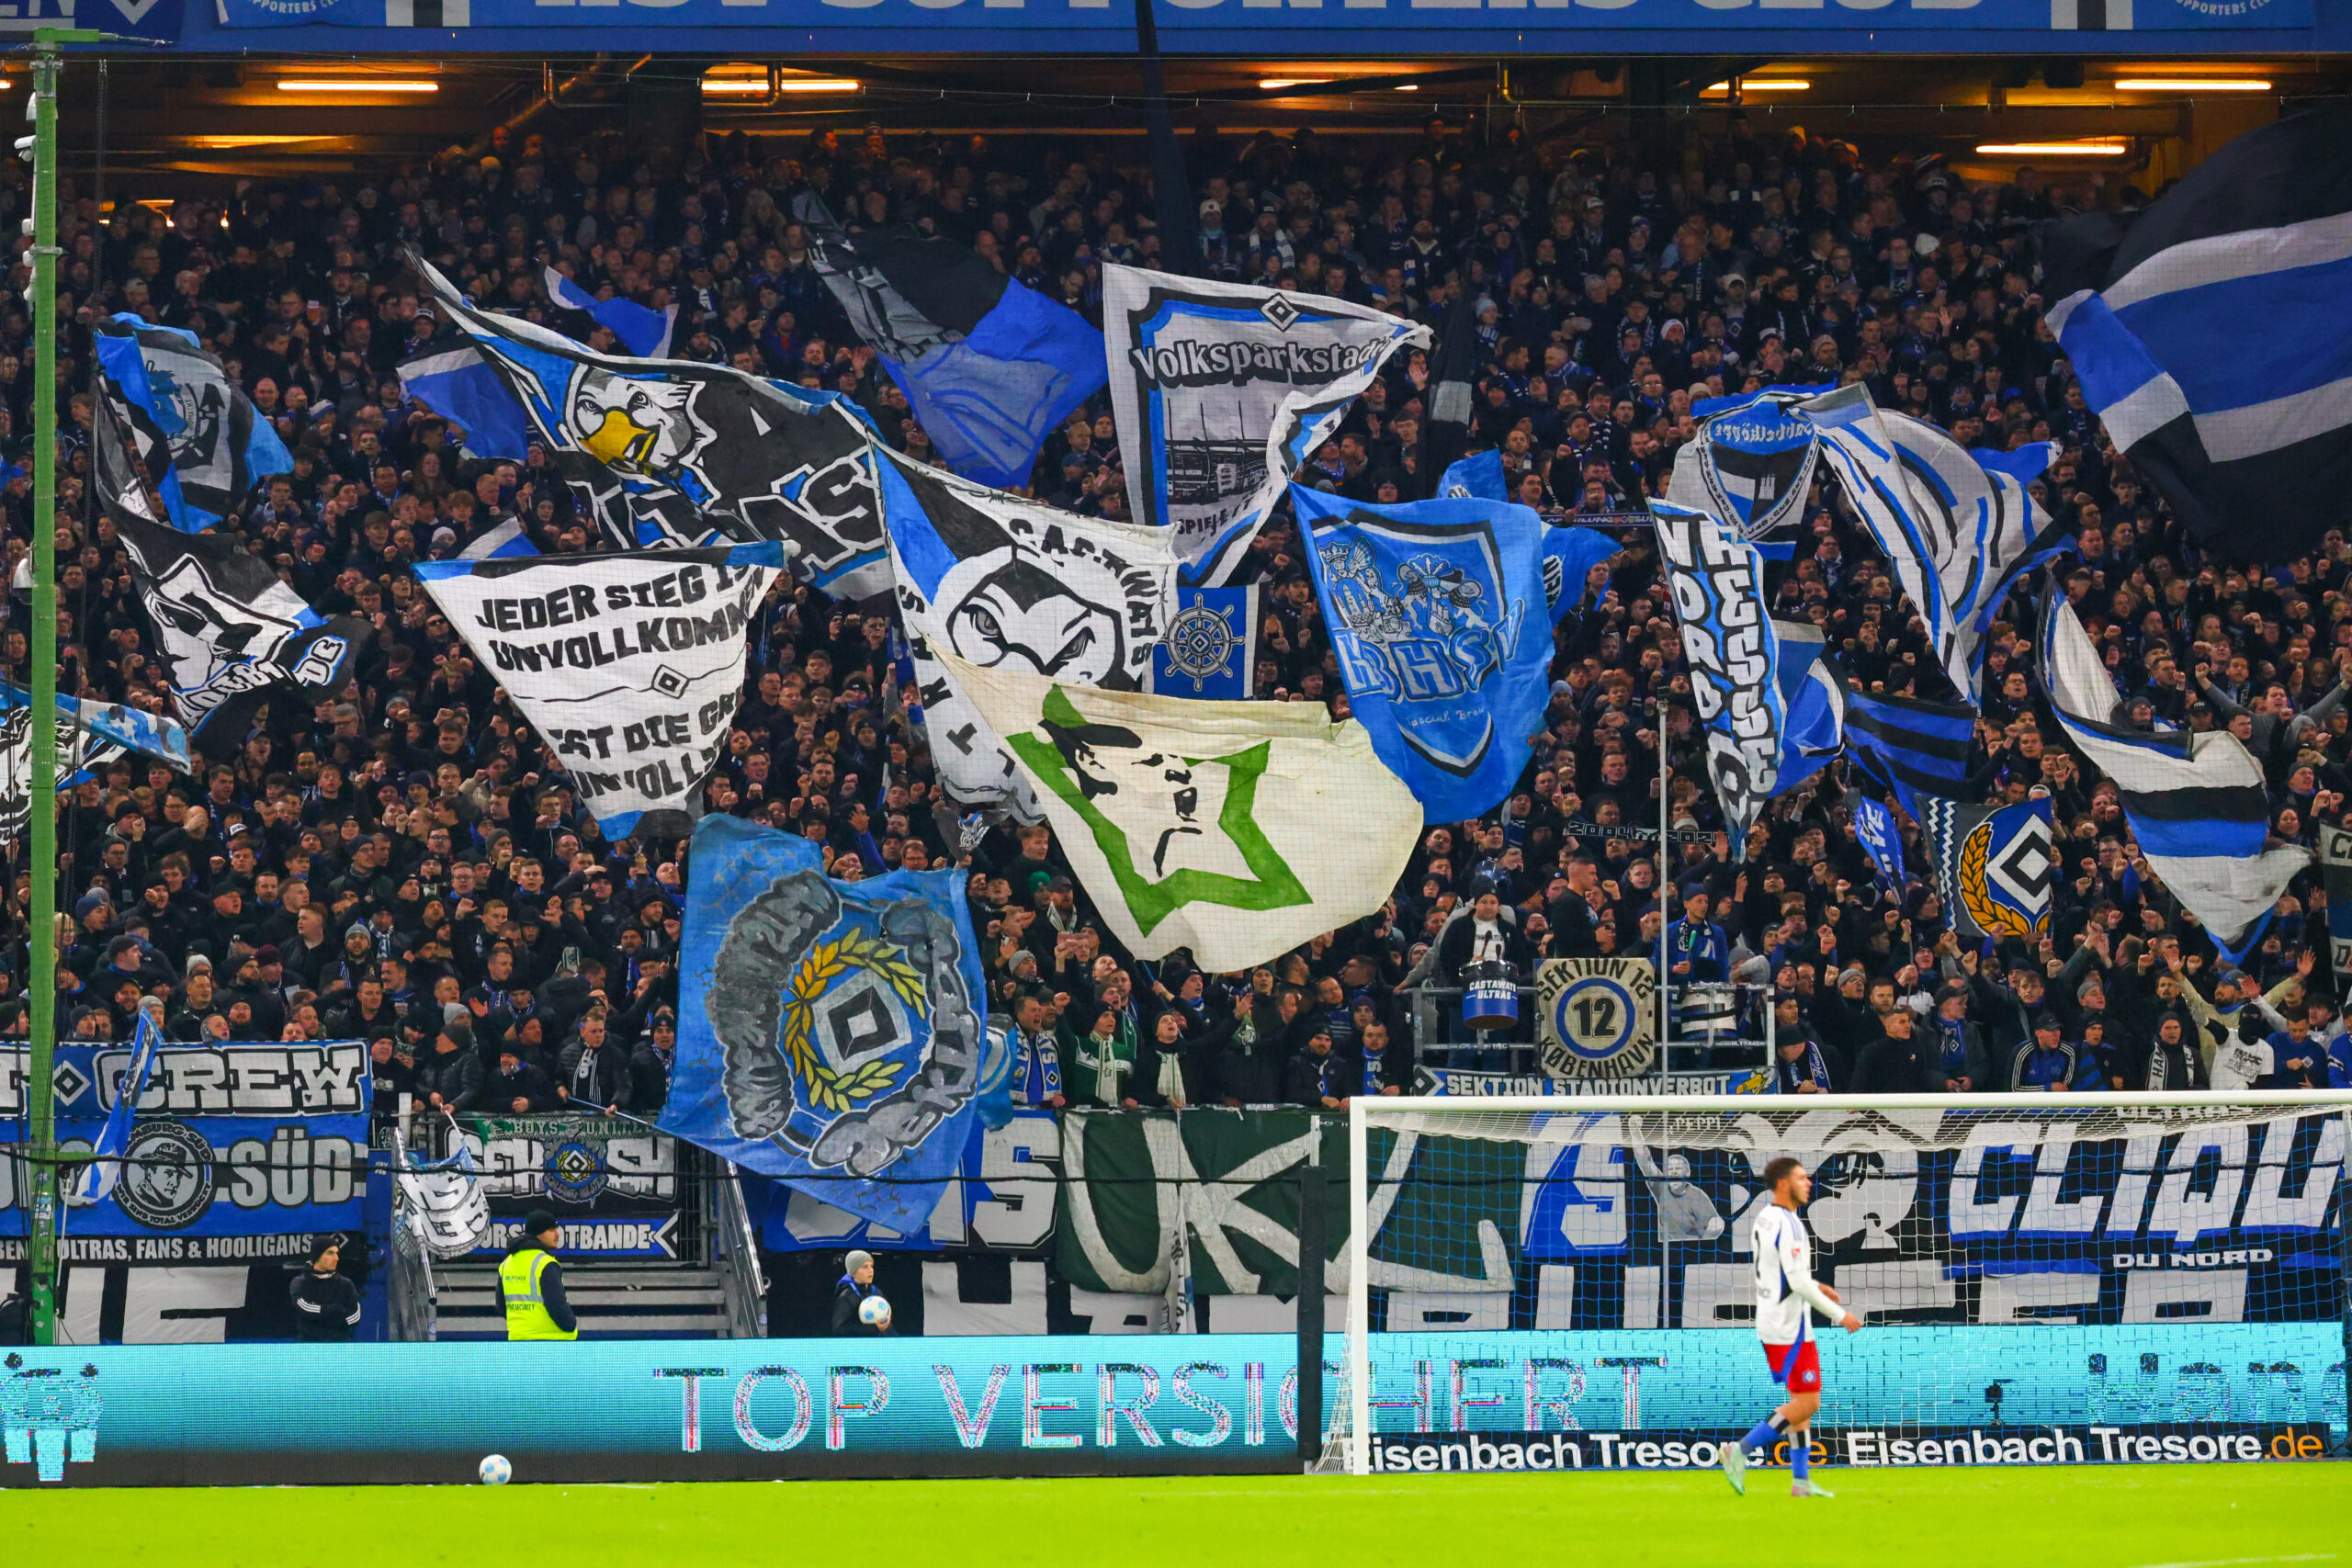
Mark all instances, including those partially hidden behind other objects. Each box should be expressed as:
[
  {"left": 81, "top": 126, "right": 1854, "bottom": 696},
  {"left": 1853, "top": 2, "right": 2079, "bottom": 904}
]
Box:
[{"left": 1006, "top": 685, "right": 1309, "bottom": 936}]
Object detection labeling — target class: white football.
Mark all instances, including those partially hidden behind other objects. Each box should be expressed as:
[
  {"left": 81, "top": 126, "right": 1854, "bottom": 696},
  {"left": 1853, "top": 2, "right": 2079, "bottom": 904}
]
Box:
[
  {"left": 479, "top": 1453, "right": 513, "bottom": 1486},
  {"left": 858, "top": 1293, "right": 891, "bottom": 1326}
]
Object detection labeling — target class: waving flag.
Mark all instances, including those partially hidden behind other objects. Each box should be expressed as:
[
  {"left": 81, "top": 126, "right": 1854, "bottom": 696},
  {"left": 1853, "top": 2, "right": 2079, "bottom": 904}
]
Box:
[
  {"left": 74, "top": 1003, "right": 164, "bottom": 1203},
  {"left": 1294, "top": 484, "right": 1551, "bottom": 825},
  {"left": 1438, "top": 447, "right": 1506, "bottom": 502},
  {"left": 1836, "top": 676, "right": 1978, "bottom": 821},
  {"left": 1668, "top": 386, "right": 1820, "bottom": 554},
  {"left": 410, "top": 253, "right": 889, "bottom": 596},
  {"left": 1151, "top": 586, "right": 1260, "bottom": 700},
  {"left": 93, "top": 315, "right": 291, "bottom": 530},
  {"left": 1853, "top": 795, "right": 1905, "bottom": 892},
  {"left": 663, "top": 813, "right": 989, "bottom": 1233},
  {"left": 2040, "top": 107, "right": 2352, "bottom": 563},
  {"left": 2041, "top": 592, "right": 2311, "bottom": 959},
  {"left": 1543, "top": 524, "right": 1621, "bottom": 626},
  {"left": 544, "top": 266, "right": 677, "bottom": 359},
  {"left": 400, "top": 344, "right": 534, "bottom": 461},
  {"left": 1651, "top": 498, "right": 1805, "bottom": 850},
  {"left": 875, "top": 446, "right": 1176, "bottom": 821},
  {"left": 1799, "top": 383, "right": 2068, "bottom": 703},
  {"left": 1104, "top": 265, "right": 1430, "bottom": 585},
  {"left": 112, "top": 503, "right": 369, "bottom": 759},
  {"left": 940, "top": 650, "right": 1419, "bottom": 973},
  {"left": 458, "top": 517, "right": 538, "bottom": 561},
  {"left": 796, "top": 192, "right": 1105, "bottom": 491},
  {"left": 1922, "top": 795, "right": 2052, "bottom": 942},
  {"left": 413, "top": 544, "right": 785, "bottom": 839}
]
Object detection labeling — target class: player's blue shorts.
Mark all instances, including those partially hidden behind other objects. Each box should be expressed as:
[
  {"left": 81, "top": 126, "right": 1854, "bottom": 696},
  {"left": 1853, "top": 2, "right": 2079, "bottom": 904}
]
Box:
[{"left": 1764, "top": 1338, "right": 1821, "bottom": 1393}]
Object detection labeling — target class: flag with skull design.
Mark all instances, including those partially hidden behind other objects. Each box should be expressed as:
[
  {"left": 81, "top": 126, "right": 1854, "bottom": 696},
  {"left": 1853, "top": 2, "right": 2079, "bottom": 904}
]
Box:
[
  {"left": 875, "top": 445, "right": 1179, "bottom": 822},
  {"left": 409, "top": 253, "right": 890, "bottom": 598},
  {"left": 662, "top": 813, "right": 989, "bottom": 1233}
]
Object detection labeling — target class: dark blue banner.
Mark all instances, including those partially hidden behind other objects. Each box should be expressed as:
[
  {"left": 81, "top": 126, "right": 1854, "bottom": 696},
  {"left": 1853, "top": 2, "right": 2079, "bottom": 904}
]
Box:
[{"left": 1, "top": 1042, "right": 370, "bottom": 1244}]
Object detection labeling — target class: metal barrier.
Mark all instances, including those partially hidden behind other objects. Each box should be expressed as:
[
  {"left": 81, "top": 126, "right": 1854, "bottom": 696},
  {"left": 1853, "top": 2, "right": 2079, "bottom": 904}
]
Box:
[{"left": 707, "top": 1160, "right": 770, "bottom": 1340}]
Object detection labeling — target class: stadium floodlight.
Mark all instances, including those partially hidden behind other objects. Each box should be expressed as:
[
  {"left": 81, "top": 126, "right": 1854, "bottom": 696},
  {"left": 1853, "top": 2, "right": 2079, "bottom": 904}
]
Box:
[
  {"left": 2113, "top": 78, "right": 2272, "bottom": 92},
  {"left": 1317, "top": 1090, "right": 2352, "bottom": 1477}
]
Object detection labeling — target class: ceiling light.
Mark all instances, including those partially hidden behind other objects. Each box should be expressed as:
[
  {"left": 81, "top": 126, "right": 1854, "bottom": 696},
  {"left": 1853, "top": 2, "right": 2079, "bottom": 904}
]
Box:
[
  {"left": 1974, "top": 139, "right": 2131, "bottom": 156},
  {"left": 775, "top": 77, "right": 862, "bottom": 94},
  {"left": 183, "top": 134, "right": 339, "bottom": 148},
  {"left": 1394, "top": 84, "right": 1419, "bottom": 92},
  {"left": 701, "top": 79, "right": 770, "bottom": 96},
  {"left": 277, "top": 79, "right": 437, "bottom": 93},
  {"left": 1704, "top": 79, "right": 1812, "bottom": 96},
  {"left": 2112, "top": 77, "right": 2271, "bottom": 92},
  {"left": 1258, "top": 78, "right": 1329, "bottom": 91}
]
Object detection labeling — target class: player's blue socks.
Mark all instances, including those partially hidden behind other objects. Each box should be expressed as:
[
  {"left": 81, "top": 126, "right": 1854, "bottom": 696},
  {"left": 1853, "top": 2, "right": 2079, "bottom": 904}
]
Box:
[
  {"left": 1741, "top": 1418, "right": 1781, "bottom": 1455},
  {"left": 1791, "top": 1433, "right": 1810, "bottom": 1483}
]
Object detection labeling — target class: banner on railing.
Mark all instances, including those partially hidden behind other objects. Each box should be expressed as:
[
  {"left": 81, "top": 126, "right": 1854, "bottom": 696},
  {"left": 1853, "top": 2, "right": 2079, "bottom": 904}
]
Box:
[
  {"left": 0, "top": 1043, "right": 369, "bottom": 1247},
  {"left": 1535, "top": 959, "right": 1659, "bottom": 1080},
  {"left": 454, "top": 1114, "right": 684, "bottom": 1259}
]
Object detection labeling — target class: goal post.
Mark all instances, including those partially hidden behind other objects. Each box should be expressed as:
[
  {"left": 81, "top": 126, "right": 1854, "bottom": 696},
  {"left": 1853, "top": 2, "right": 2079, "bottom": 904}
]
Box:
[{"left": 1321, "top": 1092, "right": 2352, "bottom": 1477}]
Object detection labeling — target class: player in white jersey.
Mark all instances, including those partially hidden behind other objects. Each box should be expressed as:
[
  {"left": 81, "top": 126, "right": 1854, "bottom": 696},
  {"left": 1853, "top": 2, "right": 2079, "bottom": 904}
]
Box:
[{"left": 1720, "top": 1156, "right": 1862, "bottom": 1499}]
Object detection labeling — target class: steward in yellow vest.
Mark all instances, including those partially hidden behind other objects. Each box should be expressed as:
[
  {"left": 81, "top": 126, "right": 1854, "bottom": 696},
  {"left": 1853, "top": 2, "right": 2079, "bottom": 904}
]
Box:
[{"left": 496, "top": 1210, "right": 579, "bottom": 1341}]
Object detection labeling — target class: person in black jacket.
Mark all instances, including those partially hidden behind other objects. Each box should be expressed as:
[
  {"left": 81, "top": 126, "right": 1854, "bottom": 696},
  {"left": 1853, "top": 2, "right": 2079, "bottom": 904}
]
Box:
[
  {"left": 831, "top": 1248, "right": 890, "bottom": 1335},
  {"left": 288, "top": 1235, "right": 362, "bottom": 1342},
  {"left": 1851, "top": 1008, "right": 1947, "bottom": 1094},
  {"left": 486, "top": 1045, "right": 558, "bottom": 1114},
  {"left": 1284, "top": 1028, "right": 1349, "bottom": 1110},
  {"left": 1217, "top": 988, "right": 1288, "bottom": 1106},
  {"left": 557, "top": 1013, "right": 632, "bottom": 1114},
  {"left": 419, "top": 1015, "right": 484, "bottom": 1115}
]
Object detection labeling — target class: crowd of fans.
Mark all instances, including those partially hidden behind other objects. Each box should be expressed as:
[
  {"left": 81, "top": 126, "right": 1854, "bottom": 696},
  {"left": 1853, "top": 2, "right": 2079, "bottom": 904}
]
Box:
[{"left": 8, "top": 106, "right": 2351, "bottom": 1131}]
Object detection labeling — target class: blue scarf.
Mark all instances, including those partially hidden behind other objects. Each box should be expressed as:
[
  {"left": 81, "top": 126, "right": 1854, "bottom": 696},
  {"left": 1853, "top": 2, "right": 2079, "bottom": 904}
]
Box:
[{"left": 1770, "top": 1037, "right": 1832, "bottom": 1094}]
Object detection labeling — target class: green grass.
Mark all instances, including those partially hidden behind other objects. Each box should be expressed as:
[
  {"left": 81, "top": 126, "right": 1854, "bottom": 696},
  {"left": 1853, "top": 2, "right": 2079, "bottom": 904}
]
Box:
[{"left": 4, "top": 1467, "right": 2346, "bottom": 1567}]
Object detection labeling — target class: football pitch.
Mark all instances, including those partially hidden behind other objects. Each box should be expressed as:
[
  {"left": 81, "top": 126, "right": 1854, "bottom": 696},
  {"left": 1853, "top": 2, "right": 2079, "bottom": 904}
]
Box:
[{"left": 5, "top": 1467, "right": 2346, "bottom": 1567}]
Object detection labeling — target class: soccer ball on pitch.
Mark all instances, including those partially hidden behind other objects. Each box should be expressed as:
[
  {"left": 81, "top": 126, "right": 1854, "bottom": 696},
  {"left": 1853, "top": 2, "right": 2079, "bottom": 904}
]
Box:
[
  {"left": 478, "top": 1454, "right": 513, "bottom": 1486},
  {"left": 857, "top": 1293, "right": 890, "bottom": 1326}
]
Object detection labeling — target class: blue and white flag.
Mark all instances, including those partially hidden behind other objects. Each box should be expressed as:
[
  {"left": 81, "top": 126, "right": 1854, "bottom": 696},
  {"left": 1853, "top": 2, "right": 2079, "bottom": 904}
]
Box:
[
  {"left": 1439, "top": 448, "right": 1507, "bottom": 502},
  {"left": 2041, "top": 592, "right": 2311, "bottom": 960},
  {"left": 1541, "top": 524, "right": 1621, "bottom": 626},
  {"left": 1799, "top": 383, "right": 2068, "bottom": 704},
  {"left": 1768, "top": 619, "right": 1844, "bottom": 803},
  {"left": 413, "top": 544, "right": 785, "bottom": 839},
  {"left": 0, "top": 683, "right": 194, "bottom": 779},
  {"left": 111, "top": 502, "right": 370, "bottom": 760},
  {"left": 1649, "top": 498, "right": 1795, "bottom": 851},
  {"left": 1853, "top": 795, "right": 1905, "bottom": 892},
  {"left": 876, "top": 446, "right": 1176, "bottom": 821},
  {"left": 399, "top": 344, "right": 534, "bottom": 461},
  {"left": 74, "top": 1003, "right": 164, "bottom": 1203},
  {"left": 412, "top": 254, "right": 889, "bottom": 596},
  {"left": 1104, "top": 265, "right": 1430, "bottom": 586},
  {"left": 797, "top": 193, "right": 1106, "bottom": 491},
  {"left": 1151, "top": 585, "right": 1260, "bottom": 699},
  {"left": 1295, "top": 484, "right": 1551, "bottom": 825},
  {"left": 1921, "top": 795, "right": 2053, "bottom": 943},
  {"left": 662, "top": 813, "right": 989, "bottom": 1234},
  {"left": 458, "top": 516, "right": 538, "bottom": 561},
  {"left": 2040, "top": 106, "right": 2352, "bottom": 562},
  {"left": 1836, "top": 677, "right": 1978, "bottom": 822},
  {"left": 93, "top": 315, "right": 291, "bottom": 530},
  {"left": 544, "top": 265, "right": 678, "bottom": 359},
  {"left": 1668, "top": 386, "right": 1820, "bottom": 555}
]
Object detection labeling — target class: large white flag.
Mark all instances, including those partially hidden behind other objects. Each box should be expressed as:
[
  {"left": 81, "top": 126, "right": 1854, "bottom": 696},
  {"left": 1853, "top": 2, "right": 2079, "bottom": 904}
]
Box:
[
  {"left": 413, "top": 543, "right": 784, "bottom": 839},
  {"left": 935, "top": 651, "right": 1418, "bottom": 972},
  {"left": 875, "top": 447, "right": 1177, "bottom": 822},
  {"left": 1103, "top": 265, "right": 1429, "bottom": 585}
]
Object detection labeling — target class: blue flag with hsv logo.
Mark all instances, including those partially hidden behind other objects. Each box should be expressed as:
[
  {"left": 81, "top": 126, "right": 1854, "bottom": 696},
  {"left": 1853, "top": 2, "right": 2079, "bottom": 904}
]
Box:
[
  {"left": 1293, "top": 484, "right": 1550, "bottom": 825},
  {"left": 662, "top": 814, "right": 989, "bottom": 1233}
]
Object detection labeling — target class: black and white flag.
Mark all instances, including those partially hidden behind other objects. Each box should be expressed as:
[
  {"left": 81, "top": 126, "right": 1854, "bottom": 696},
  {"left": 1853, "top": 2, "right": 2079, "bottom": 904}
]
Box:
[
  {"left": 92, "top": 314, "right": 292, "bottom": 531},
  {"left": 2040, "top": 592, "right": 2311, "bottom": 959},
  {"left": 110, "top": 504, "right": 370, "bottom": 760},
  {"left": 413, "top": 544, "right": 785, "bottom": 840},
  {"left": 2041, "top": 107, "right": 2352, "bottom": 562},
  {"left": 874, "top": 447, "right": 1177, "bottom": 820},
  {"left": 411, "top": 254, "right": 889, "bottom": 597},
  {"left": 1103, "top": 265, "right": 1429, "bottom": 585}
]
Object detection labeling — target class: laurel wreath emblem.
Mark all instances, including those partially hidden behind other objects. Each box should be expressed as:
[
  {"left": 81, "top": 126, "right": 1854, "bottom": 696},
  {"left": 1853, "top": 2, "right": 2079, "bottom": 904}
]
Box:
[
  {"left": 1959, "top": 819, "right": 2037, "bottom": 939},
  {"left": 780, "top": 930, "right": 928, "bottom": 1111}
]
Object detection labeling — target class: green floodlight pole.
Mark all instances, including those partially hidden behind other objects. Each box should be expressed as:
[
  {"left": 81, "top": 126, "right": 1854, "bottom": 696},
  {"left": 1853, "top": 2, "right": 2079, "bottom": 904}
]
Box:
[{"left": 22, "top": 25, "right": 100, "bottom": 1349}]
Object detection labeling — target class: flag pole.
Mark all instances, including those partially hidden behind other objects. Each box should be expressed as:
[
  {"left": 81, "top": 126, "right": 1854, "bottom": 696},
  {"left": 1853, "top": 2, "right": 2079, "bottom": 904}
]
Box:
[{"left": 23, "top": 26, "right": 100, "bottom": 1348}]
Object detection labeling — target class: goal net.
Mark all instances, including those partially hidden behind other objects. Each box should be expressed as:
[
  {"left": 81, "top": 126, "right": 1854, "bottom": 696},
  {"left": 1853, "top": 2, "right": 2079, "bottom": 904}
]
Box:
[{"left": 1314, "top": 1093, "right": 2352, "bottom": 1475}]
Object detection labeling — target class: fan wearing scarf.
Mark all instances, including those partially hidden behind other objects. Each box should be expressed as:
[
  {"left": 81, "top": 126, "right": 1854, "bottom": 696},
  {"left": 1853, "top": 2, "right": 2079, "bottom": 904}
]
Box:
[{"left": 1066, "top": 1005, "right": 1142, "bottom": 1108}]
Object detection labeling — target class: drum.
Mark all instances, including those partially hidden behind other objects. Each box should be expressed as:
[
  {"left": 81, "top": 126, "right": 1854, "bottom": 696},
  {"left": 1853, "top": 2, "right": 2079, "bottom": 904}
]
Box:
[
  {"left": 1676, "top": 982, "right": 1737, "bottom": 1034},
  {"left": 1462, "top": 960, "right": 1521, "bottom": 1032}
]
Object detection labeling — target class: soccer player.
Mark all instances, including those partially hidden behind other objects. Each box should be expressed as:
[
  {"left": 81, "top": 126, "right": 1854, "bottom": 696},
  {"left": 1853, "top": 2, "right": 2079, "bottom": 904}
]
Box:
[{"left": 1721, "top": 1156, "right": 1861, "bottom": 1499}]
